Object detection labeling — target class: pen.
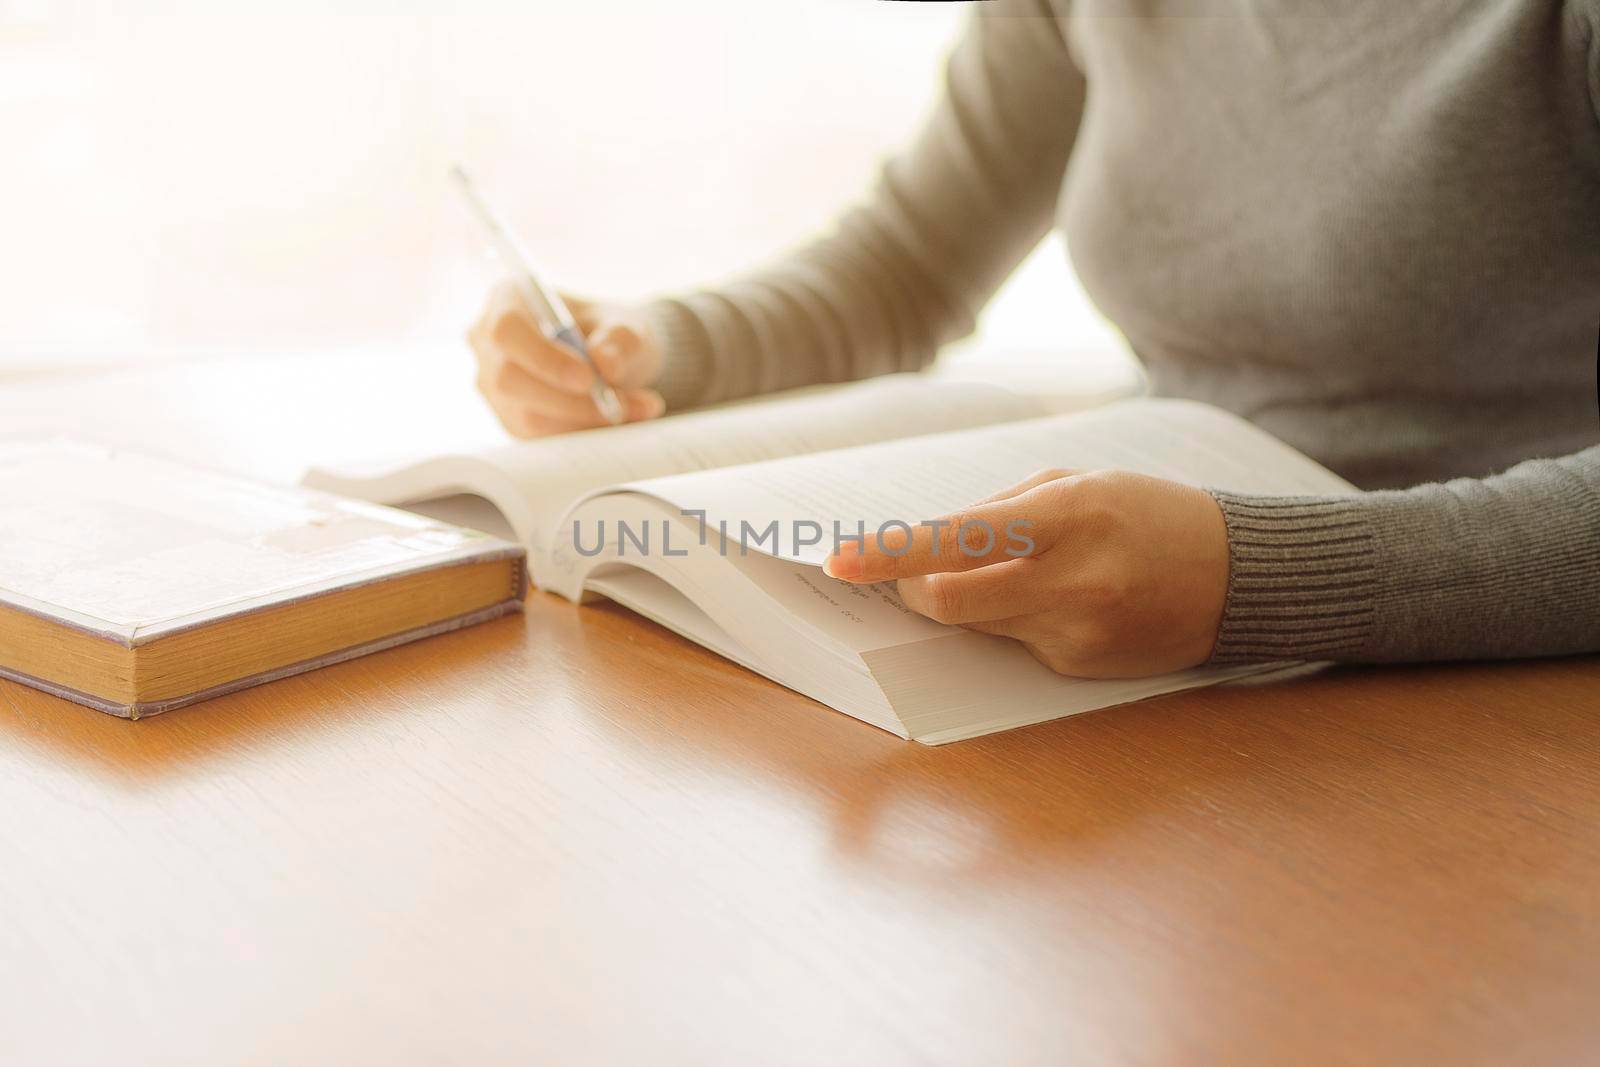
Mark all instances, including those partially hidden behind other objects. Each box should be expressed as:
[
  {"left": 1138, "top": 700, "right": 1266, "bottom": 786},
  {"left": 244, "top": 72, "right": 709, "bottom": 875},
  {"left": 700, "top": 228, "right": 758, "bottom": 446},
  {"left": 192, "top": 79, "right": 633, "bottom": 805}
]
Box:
[{"left": 450, "top": 165, "right": 625, "bottom": 426}]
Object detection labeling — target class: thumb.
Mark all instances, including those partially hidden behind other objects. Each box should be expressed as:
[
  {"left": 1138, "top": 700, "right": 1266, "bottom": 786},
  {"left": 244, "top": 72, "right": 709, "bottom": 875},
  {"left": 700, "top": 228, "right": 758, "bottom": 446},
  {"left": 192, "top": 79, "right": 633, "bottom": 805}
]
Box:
[
  {"left": 825, "top": 488, "right": 1063, "bottom": 583},
  {"left": 587, "top": 319, "right": 662, "bottom": 389}
]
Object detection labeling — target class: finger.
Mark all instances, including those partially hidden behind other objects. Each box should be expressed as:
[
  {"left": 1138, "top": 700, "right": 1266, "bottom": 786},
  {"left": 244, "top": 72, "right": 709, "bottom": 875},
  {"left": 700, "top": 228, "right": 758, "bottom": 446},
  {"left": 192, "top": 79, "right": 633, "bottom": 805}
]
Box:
[
  {"left": 823, "top": 487, "right": 1063, "bottom": 583},
  {"left": 490, "top": 393, "right": 664, "bottom": 438},
  {"left": 477, "top": 365, "right": 565, "bottom": 439},
  {"left": 483, "top": 292, "right": 597, "bottom": 395},
  {"left": 515, "top": 382, "right": 659, "bottom": 431},
  {"left": 587, "top": 321, "right": 658, "bottom": 388},
  {"left": 480, "top": 361, "right": 662, "bottom": 434},
  {"left": 970, "top": 467, "right": 1082, "bottom": 506},
  {"left": 475, "top": 350, "right": 595, "bottom": 421},
  {"left": 894, "top": 558, "right": 1050, "bottom": 625},
  {"left": 518, "top": 376, "right": 664, "bottom": 427},
  {"left": 623, "top": 389, "right": 667, "bottom": 422}
]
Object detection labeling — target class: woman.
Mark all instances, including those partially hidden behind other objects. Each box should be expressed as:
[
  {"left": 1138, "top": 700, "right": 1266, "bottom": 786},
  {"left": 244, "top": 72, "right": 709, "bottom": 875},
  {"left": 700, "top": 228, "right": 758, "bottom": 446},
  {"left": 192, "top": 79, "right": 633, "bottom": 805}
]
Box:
[{"left": 468, "top": 0, "right": 1600, "bottom": 678}]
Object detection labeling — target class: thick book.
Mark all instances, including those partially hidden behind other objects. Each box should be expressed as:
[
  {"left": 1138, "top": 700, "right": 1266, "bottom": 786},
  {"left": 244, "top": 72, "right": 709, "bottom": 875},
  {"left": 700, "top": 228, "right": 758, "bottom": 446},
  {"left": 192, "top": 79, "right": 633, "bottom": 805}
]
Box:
[
  {"left": 306, "top": 376, "right": 1355, "bottom": 743},
  {"left": 0, "top": 442, "right": 527, "bottom": 718}
]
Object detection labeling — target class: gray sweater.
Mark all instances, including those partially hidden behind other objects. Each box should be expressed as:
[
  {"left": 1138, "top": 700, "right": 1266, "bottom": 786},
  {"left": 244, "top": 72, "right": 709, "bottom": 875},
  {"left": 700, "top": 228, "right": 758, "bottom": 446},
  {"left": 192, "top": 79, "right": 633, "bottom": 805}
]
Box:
[{"left": 647, "top": 0, "right": 1600, "bottom": 665}]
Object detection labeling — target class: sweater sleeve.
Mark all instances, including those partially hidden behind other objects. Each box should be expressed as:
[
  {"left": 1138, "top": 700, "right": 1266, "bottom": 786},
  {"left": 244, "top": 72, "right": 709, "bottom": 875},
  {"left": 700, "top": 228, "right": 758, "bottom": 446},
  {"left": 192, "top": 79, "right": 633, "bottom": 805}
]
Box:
[
  {"left": 648, "top": 0, "right": 1084, "bottom": 410},
  {"left": 1588, "top": 0, "right": 1600, "bottom": 126},
  {"left": 1205, "top": 446, "right": 1600, "bottom": 665}
]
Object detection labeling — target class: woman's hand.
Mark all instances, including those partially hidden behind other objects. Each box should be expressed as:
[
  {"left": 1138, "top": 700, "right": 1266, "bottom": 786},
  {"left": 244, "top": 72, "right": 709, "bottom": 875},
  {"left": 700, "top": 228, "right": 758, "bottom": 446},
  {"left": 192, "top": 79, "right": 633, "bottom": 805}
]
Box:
[
  {"left": 468, "top": 280, "right": 667, "bottom": 437},
  {"left": 823, "top": 469, "right": 1231, "bottom": 678}
]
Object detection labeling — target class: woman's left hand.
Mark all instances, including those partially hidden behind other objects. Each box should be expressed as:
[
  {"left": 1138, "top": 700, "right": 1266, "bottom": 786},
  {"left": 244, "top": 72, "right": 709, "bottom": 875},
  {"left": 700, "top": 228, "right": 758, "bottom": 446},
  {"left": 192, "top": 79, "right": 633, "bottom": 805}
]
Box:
[{"left": 822, "top": 468, "right": 1231, "bottom": 678}]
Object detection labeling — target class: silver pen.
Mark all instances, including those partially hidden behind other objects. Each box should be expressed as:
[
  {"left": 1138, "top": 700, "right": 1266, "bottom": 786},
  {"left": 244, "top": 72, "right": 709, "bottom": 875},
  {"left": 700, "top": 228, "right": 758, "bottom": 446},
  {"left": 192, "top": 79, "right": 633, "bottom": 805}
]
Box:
[{"left": 450, "top": 165, "right": 625, "bottom": 425}]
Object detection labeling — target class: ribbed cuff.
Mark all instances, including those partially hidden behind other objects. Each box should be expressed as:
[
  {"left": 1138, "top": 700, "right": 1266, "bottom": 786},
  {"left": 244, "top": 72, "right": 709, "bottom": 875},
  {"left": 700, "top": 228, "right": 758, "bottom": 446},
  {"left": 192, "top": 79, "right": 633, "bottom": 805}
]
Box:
[
  {"left": 1586, "top": 9, "right": 1600, "bottom": 133},
  {"left": 645, "top": 298, "right": 717, "bottom": 412},
  {"left": 1206, "top": 491, "right": 1381, "bottom": 664}
]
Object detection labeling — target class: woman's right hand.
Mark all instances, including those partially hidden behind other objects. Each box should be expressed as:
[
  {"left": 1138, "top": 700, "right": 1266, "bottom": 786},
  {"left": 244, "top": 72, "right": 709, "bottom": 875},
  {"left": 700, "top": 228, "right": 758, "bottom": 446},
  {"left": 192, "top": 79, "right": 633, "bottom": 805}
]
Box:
[{"left": 467, "top": 280, "right": 667, "bottom": 437}]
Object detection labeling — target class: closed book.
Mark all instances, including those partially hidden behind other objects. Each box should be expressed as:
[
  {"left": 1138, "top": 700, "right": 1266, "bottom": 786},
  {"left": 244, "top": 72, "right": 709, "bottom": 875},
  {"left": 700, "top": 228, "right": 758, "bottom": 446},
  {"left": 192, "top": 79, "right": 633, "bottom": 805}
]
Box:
[{"left": 0, "top": 442, "right": 527, "bottom": 718}]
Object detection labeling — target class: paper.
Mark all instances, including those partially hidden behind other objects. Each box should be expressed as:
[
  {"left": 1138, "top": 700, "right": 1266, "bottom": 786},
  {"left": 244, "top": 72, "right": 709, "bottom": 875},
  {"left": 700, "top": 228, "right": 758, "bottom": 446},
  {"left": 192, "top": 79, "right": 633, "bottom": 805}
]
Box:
[
  {"left": 307, "top": 374, "right": 1043, "bottom": 563},
  {"left": 607, "top": 399, "right": 1359, "bottom": 564}
]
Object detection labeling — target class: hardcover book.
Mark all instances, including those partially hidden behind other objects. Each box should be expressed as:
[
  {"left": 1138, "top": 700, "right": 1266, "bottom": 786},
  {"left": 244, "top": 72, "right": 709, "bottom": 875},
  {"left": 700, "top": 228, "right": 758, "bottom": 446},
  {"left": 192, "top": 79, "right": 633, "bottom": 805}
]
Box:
[{"left": 0, "top": 442, "right": 527, "bottom": 718}]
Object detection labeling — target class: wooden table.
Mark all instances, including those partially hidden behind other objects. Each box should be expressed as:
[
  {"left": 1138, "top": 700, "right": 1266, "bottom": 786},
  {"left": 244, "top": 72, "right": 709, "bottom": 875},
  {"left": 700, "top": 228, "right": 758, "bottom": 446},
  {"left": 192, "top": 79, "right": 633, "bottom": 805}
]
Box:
[{"left": 1, "top": 591, "right": 1596, "bottom": 1066}]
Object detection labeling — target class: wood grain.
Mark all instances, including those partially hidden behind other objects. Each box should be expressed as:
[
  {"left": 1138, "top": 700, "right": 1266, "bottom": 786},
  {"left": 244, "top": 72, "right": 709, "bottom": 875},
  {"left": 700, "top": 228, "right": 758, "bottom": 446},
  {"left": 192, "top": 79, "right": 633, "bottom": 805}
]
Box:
[{"left": 0, "top": 590, "right": 1596, "bottom": 1066}]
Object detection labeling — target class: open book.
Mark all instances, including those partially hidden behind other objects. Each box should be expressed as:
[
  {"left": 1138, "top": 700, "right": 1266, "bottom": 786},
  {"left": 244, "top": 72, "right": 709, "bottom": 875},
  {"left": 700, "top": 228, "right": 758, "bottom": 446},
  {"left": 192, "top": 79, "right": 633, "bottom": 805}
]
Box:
[{"left": 306, "top": 376, "right": 1355, "bottom": 743}]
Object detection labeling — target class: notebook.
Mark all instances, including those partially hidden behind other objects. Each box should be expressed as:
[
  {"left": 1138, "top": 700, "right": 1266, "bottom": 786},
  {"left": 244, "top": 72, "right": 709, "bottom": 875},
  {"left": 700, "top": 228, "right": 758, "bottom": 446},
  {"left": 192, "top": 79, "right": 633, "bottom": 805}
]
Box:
[
  {"left": 306, "top": 376, "right": 1355, "bottom": 743},
  {"left": 0, "top": 442, "right": 527, "bottom": 718}
]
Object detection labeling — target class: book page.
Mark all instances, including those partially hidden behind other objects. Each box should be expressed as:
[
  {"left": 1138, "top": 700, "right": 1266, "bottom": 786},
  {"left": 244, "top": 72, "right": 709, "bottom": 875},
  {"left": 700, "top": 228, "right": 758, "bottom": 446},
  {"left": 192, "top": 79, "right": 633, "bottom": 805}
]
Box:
[
  {"left": 310, "top": 375, "right": 1042, "bottom": 558},
  {"left": 600, "top": 398, "right": 1358, "bottom": 565},
  {"left": 720, "top": 549, "right": 955, "bottom": 654}
]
